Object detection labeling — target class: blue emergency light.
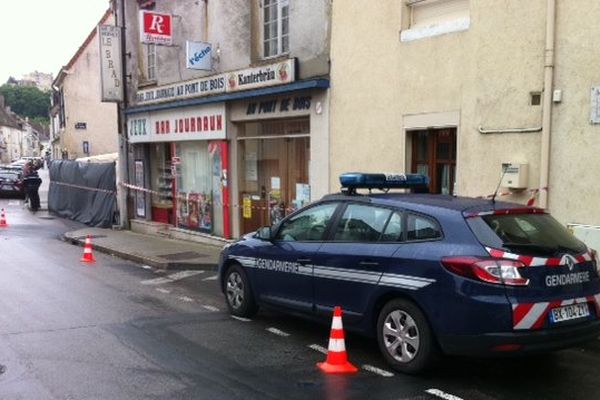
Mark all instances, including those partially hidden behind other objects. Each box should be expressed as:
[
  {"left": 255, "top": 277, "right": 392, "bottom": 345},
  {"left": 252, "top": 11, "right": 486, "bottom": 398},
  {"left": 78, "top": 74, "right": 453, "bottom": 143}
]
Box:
[{"left": 340, "top": 172, "right": 429, "bottom": 194}]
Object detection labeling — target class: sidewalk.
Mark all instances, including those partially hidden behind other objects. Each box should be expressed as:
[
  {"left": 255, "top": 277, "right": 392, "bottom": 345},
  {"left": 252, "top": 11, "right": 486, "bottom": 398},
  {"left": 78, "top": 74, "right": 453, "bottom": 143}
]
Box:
[{"left": 64, "top": 227, "right": 223, "bottom": 270}]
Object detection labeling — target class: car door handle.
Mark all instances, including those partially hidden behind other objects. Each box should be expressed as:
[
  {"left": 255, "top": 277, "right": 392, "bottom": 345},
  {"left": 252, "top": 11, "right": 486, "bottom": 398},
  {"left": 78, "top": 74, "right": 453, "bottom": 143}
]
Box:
[
  {"left": 359, "top": 261, "right": 379, "bottom": 267},
  {"left": 296, "top": 258, "right": 312, "bottom": 264}
]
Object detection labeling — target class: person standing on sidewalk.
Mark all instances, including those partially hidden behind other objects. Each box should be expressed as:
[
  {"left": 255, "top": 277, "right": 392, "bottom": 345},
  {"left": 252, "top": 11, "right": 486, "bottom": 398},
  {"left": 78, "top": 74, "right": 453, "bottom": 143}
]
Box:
[{"left": 22, "top": 161, "right": 42, "bottom": 211}]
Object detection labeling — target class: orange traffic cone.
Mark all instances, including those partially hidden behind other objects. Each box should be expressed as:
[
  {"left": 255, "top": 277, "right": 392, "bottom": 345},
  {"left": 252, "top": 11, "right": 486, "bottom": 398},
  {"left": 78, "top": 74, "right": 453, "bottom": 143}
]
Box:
[
  {"left": 317, "top": 306, "right": 358, "bottom": 374},
  {"left": 0, "top": 209, "right": 7, "bottom": 228},
  {"left": 80, "top": 235, "right": 96, "bottom": 263}
]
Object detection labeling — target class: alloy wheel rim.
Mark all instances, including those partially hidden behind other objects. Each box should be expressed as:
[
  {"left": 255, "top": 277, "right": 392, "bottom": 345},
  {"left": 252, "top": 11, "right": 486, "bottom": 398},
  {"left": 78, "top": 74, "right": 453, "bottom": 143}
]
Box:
[
  {"left": 382, "top": 309, "right": 420, "bottom": 363},
  {"left": 226, "top": 271, "right": 244, "bottom": 309}
]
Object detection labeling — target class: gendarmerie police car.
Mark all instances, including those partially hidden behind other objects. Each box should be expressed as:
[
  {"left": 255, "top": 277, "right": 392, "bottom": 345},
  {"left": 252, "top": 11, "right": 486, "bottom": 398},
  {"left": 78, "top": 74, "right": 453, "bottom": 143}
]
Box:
[{"left": 218, "top": 173, "right": 600, "bottom": 373}]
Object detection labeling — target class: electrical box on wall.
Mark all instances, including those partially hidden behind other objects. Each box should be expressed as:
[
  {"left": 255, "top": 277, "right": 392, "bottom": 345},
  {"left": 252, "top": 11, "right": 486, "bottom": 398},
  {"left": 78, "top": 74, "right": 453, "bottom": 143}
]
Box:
[{"left": 501, "top": 163, "right": 528, "bottom": 189}]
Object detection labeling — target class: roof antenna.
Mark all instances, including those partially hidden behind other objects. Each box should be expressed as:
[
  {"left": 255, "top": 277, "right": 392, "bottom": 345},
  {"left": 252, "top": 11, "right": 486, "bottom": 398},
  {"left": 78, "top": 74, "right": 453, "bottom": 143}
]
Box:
[
  {"left": 492, "top": 163, "right": 510, "bottom": 204},
  {"left": 491, "top": 164, "right": 509, "bottom": 204}
]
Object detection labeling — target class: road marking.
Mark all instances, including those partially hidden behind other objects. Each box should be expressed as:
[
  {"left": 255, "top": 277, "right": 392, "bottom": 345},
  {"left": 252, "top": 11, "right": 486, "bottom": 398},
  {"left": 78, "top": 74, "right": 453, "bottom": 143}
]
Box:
[
  {"left": 361, "top": 364, "right": 394, "bottom": 377},
  {"left": 178, "top": 296, "right": 194, "bottom": 302},
  {"left": 425, "top": 389, "right": 464, "bottom": 400},
  {"left": 8, "top": 200, "right": 20, "bottom": 206},
  {"left": 141, "top": 277, "right": 174, "bottom": 285},
  {"left": 308, "top": 344, "right": 328, "bottom": 355},
  {"left": 266, "top": 327, "right": 290, "bottom": 337},
  {"left": 141, "top": 270, "right": 204, "bottom": 285},
  {"left": 155, "top": 288, "right": 171, "bottom": 294},
  {"left": 202, "top": 305, "right": 220, "bottom": 312},
  {"left": 203, "top": 274, "right": 219, "bottom": 281},
  {"left": 231, "top": 316, "right": 252, "bottom": 322}
]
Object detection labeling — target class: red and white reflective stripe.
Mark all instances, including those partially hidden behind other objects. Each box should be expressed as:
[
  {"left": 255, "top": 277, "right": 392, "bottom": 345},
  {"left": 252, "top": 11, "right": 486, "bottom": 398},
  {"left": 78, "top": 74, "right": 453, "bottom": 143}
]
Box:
[
  {"left": 328, "top": 338, "right": 346, "bottom": 352},
  {"left": 331, "top": 315, "right": 343, "bottom": 330},
  {"left": 486, "top": 247, "right": 593, "bottom": 268},
  {"left": 512, "top": 296, "right": 600, "bottom": 330}
]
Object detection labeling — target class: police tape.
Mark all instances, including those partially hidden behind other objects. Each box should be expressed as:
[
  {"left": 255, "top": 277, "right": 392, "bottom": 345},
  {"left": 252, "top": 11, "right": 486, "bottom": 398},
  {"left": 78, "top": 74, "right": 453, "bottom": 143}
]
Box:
[
  {"left": 119, "top": 182, "right": 298, "bottom": 212},
  {"left": 50, "top": 181, "right": 117, "bottom": 195}
]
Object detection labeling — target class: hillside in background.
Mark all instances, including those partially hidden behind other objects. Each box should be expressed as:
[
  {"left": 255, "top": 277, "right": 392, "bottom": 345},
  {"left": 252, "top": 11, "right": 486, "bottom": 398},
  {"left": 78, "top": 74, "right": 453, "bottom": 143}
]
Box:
[{"left": 0, "top": 83, "right": 50, "bottom": 126}]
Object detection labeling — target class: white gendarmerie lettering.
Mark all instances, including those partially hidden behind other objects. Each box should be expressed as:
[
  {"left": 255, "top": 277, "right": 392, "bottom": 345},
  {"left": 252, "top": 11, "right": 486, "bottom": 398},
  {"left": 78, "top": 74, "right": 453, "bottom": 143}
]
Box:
[
  {"left": 545, "top": 271, "right": 590, "bottom": 287},
  {"left": 256, "top": 258, "right": 300, "bottom": 274}
]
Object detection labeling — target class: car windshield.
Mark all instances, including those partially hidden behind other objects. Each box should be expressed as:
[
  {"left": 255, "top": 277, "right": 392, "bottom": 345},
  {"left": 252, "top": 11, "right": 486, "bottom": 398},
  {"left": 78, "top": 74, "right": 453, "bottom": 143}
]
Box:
[{"left": 474, "top": 213, "right": 586, "bottom": 257}]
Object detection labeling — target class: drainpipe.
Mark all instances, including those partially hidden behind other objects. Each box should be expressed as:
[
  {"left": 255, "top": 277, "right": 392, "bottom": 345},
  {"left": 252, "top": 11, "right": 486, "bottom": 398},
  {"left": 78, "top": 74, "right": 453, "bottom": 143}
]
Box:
[{"left": 539, "top": 0, "right": 556, "bottom": 209}]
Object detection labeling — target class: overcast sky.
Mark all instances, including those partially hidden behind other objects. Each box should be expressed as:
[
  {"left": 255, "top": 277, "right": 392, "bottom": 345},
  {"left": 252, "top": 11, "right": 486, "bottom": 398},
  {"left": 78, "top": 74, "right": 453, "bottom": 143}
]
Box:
[{"left": 0, "top": 0, "right": 110, "bottom": 84}]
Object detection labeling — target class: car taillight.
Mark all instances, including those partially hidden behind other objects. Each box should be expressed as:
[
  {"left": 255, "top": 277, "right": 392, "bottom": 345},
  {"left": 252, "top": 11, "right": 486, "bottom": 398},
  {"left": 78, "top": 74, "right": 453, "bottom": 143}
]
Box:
[{"left": 441, "top": 256, "right": 529, "bottom": 286}]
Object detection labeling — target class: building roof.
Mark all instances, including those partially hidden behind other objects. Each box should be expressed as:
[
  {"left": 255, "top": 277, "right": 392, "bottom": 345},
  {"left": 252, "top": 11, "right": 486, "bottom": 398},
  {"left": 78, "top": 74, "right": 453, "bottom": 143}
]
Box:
[
  {"left": 0, "top": 100, "right": 20, "bottom": 129},
  {"left": 53, "top": 8, "right": 113, "bottom": 87}
]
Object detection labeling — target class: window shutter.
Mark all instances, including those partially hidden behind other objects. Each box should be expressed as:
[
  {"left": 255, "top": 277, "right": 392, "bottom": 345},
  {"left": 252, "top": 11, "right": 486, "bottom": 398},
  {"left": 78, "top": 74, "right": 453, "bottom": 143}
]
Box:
[{"left": 410, "top": 0, "right": 469, "bottom": 28}]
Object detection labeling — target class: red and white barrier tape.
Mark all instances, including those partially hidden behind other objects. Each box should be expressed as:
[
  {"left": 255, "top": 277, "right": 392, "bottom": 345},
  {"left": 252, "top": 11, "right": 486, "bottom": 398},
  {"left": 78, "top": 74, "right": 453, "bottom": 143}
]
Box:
[
  {"left": 50, "top": 181, "right": 117, "bottom": 195},
  {"left": 120, "top": 182, "right": 298, "bottom": 212}
]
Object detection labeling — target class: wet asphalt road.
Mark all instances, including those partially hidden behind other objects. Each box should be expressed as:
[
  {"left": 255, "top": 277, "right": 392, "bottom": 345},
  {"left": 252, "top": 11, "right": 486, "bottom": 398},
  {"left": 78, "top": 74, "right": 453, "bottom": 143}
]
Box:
[{"left": 1, "top": 197, "right": 600, "bottom": 399}]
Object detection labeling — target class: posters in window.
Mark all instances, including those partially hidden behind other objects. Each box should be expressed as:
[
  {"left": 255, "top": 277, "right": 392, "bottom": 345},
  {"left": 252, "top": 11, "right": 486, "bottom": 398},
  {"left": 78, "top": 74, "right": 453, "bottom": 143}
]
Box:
[
  {"left": 186, "top": 192, "right": 212, "bottom": 232},
  {"left": 135, "top": 160, "right": 145, "bottom": 217}
]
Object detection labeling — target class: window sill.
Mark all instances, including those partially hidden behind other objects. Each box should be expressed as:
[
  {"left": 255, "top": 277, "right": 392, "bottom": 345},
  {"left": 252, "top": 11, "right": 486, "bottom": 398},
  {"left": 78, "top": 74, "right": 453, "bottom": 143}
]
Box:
[
  {"left": 138, "top": 79, "right": 158, "bottom": 89},
  {"left": 400, "top": 17, "right": 470, "bottom": 42}
]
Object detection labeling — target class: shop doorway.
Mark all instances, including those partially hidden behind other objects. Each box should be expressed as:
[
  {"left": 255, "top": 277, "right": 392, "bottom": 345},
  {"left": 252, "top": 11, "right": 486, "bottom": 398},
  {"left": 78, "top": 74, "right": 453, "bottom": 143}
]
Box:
[
  {"left": 409, "top": 128, "right": 456, "bottom": 194},
  {"left": 238, "top": 119, "right": 310, "bottom": 234}
]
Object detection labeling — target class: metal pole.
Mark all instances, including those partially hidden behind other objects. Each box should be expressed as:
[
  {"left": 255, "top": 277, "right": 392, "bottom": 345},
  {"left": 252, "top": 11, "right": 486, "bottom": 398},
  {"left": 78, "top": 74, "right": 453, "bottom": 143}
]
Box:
[
  {"left": 116, "top": 0, "right": 130, "bottom": 229},
  {"left": 539, "top": 0, "right": 556, "bottom": 209}
]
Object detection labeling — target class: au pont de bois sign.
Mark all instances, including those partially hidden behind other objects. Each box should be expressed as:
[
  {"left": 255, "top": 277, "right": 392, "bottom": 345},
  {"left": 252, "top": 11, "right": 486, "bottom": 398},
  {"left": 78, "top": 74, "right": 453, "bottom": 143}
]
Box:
[{"left": 135, "top": 59, "right": 296, "bottom": 106}]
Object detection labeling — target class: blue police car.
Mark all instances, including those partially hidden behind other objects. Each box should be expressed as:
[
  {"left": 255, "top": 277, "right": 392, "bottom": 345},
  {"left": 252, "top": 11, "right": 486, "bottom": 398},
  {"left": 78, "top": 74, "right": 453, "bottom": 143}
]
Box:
[{"left": 219, "top": 173, "right": 600, "bottom": 373}]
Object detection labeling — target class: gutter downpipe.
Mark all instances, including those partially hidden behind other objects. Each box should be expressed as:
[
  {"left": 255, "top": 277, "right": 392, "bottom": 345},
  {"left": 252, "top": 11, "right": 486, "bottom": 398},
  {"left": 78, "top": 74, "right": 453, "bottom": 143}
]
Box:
[{"left": 539, "top": 0, "right": 556, "bottom": 209}]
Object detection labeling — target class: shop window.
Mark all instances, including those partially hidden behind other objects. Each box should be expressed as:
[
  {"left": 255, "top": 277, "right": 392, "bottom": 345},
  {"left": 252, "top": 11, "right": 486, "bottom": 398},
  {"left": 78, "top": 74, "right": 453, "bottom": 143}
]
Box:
[
  {"left": 262, "top": 0, "right": 289, "bottom": 58},
  {"left": 401, "top": 0, "right": 470, "bottom": 42}
]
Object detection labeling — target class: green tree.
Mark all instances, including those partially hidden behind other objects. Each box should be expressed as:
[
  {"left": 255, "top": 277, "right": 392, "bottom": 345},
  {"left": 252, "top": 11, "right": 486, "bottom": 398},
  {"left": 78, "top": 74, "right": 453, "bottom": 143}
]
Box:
[{"left": 0, "top": 84, "right": 50, "bottom": 124}]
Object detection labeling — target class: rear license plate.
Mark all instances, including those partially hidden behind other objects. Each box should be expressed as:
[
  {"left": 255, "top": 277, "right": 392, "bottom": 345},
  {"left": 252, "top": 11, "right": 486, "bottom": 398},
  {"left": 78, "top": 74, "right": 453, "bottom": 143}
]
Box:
[{"left": 550, "top": 303, "right": 590, "bottom": 324}]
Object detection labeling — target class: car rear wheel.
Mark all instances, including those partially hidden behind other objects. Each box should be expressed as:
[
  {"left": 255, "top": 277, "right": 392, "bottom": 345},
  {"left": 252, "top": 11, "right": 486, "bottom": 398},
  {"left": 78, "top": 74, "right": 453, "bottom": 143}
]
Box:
[
  {"left": 377, "top": 299, "right": 438, "bottom": 374},
  {"left": 225, "top": 264, "right": 258, "bottom": 318}
]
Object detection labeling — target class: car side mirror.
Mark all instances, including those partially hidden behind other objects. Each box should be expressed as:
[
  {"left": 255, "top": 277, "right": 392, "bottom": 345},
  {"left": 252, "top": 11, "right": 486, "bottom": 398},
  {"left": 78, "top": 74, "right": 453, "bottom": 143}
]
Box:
[{"left": 256, "top": 226, "right": 272, "bottom": 241}]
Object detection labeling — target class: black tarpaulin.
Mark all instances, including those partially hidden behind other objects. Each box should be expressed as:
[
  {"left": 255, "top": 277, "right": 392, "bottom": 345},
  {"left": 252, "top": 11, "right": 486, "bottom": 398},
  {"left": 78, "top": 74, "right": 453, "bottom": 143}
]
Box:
[{"left": 48, "top": 160, "right": 117, "bottom": 228}]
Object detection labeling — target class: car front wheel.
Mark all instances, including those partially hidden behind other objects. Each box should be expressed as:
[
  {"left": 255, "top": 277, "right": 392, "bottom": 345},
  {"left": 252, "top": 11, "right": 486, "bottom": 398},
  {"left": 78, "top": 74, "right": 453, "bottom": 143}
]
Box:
[
  {"left": 377, "top": 298, "right": 438, "bottom": 374},
  {"left": 224, "top": 264, "right": 258, "bottom": 318}
]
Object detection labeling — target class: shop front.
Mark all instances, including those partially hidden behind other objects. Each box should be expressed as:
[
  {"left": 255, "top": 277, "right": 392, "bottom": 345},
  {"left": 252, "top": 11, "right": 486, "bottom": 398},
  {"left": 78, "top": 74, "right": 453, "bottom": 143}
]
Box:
[
  {"left": 230, "top": 91, "right": 327, "bottom": 235},
  {"left": 128, "top": 102, "right": 230, "bottom": 238}
]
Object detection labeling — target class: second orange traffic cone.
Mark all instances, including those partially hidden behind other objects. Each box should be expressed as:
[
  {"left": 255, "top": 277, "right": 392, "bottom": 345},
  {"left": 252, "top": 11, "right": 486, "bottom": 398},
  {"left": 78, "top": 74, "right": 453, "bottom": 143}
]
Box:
[
  {"left": 80, "top": 235, "right": 96, "bottom": 263},
  {"left": 317, "top": 306, "right": 358, "bottom": 374},
  {"left": 0, "top": 209, "right": 7, "bottom": 228}
]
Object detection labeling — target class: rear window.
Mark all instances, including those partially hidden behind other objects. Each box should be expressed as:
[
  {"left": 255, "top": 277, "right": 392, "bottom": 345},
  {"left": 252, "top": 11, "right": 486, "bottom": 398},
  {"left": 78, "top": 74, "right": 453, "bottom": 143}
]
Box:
[{"left": 468, "top": 213, "right": 586, "bottom": 257}]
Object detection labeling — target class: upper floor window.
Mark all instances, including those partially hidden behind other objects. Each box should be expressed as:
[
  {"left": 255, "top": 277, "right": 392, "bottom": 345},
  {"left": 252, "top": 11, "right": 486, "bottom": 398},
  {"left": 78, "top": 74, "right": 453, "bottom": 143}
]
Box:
[
  {"left": 263, "top": 0, "right": 289, "bottom": 58},
  {"left": 401, "top": 0, "right": 470, "bottom": 42},
  {"left": 147, "top": 44, "right": 156, "bottom": 81}
]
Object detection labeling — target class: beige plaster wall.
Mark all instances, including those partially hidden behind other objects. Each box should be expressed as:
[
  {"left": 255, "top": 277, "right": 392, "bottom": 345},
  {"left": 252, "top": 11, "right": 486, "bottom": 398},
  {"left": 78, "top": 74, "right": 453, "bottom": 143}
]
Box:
[
  {"left": 330, "top": 0, "right": 600, "bottom": 225},
  {"left": 62, "top": 15, "right": 118, "bottom": 159}
]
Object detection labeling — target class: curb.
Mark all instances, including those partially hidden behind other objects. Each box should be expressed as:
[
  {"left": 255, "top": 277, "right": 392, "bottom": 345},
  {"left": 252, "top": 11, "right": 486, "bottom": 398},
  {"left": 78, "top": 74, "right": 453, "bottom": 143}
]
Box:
[{"left": 63, "top": 235, "right": 218, "bottom": 271}]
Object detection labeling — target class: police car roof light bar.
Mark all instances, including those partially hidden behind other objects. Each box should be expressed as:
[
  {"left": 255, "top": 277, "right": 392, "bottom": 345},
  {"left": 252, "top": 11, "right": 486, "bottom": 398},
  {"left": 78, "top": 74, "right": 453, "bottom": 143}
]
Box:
[{"left": 339, "top": 173, "right": 429, "bottom": 195}]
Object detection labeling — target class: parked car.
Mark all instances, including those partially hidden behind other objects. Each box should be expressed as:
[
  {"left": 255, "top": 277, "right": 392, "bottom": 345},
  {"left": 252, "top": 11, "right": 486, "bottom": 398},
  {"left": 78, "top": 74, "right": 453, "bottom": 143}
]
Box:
[
  {"left": 0, "top": 169, "right": 25, "bottom": 198},
  {"left": 218, "top": 173, "right": 600, "bottom": 373}
]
